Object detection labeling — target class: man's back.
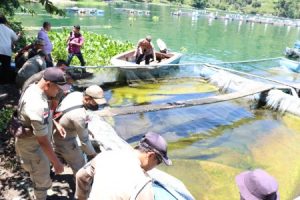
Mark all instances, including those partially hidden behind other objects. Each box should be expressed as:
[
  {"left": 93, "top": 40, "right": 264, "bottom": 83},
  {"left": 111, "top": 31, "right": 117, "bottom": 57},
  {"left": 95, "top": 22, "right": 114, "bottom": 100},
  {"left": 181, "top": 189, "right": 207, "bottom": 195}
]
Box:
[
  {"left": 16, "top": 55, "right": 46, "bottom": 88},
  {"left": 0, "top": 24, "right": 17, "bottom": 56},
  {"left": 89, "top": 150, "right": 154, "bottom": 200}
]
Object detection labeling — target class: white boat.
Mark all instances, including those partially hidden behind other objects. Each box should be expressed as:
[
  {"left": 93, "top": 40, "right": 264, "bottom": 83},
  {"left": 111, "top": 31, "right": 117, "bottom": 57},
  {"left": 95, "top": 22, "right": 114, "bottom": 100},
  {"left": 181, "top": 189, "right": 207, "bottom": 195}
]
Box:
[{"left": 110, "top": 49, "right": 183, "bottom": 68}]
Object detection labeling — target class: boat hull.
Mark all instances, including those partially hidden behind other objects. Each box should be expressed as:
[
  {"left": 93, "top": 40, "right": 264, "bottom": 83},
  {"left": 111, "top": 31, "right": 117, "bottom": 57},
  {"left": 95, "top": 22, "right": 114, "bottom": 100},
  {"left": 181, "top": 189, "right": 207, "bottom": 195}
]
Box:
[{"left": 110, "top": 49, "right": 182, "bottom": 81}]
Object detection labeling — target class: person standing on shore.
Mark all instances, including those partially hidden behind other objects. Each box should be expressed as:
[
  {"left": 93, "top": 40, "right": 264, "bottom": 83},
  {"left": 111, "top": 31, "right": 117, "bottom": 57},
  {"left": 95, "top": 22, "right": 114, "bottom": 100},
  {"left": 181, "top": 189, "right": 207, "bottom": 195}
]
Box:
[
  {"left": 66, "top": 25, "right": 86, "bottom": 66},
  {"left": 75, "top": 131, "right": 172, "bottom": 200},
  {"left": 15, "top": 50, "right": 47, "bottom": 88},
  {"left": 37, "top": 21, "right": 53, "bottom": 67},
  {"left": 16, "top": 67, "right": 67, "bottom": 200},
  {"left": 0, "top": 15, "right": 21, "bottom": 84}
]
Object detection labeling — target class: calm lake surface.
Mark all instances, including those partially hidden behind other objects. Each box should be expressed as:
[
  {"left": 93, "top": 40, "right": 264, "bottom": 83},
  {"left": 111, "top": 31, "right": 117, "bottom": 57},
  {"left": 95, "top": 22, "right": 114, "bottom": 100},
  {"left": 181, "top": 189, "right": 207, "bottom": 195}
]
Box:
[{"left": 19, "top": 2, "right": 300, "bottom": 199}]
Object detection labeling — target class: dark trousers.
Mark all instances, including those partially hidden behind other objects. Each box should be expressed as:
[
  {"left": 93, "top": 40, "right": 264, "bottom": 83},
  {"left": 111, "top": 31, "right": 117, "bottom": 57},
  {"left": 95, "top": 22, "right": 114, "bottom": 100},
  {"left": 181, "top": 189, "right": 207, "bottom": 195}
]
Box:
[
  {"left": 67, "top": 52, "right": 86, "bottom": 66},
  {"left": 46, "top": 54, "right": 54, "bottom": 68},
  {"left": 136, "top": 54, "right": 153, "bottom": 65},
  {"left": 0, "top": 54, "right": 16, "bottom": 84}
]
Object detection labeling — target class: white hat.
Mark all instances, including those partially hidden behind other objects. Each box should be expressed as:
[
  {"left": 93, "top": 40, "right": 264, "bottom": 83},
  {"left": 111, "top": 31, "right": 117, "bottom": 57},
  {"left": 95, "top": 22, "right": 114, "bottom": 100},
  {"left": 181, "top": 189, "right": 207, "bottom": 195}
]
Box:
[{"left": 85, "top": 85, "right": 107, "bottom": 105}]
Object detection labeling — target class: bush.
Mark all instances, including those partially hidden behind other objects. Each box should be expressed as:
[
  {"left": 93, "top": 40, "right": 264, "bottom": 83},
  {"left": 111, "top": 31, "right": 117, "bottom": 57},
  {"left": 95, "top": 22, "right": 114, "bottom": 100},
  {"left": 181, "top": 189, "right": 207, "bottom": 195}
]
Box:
[
  {"left": 0, "top": 108, "right": 14, "bottom": 133},
  {"left": 192, "top": 0, "right": 207, "bottom": 9},
  {"left": 252, "top": 1, "right": 261, "bottom": 8}
]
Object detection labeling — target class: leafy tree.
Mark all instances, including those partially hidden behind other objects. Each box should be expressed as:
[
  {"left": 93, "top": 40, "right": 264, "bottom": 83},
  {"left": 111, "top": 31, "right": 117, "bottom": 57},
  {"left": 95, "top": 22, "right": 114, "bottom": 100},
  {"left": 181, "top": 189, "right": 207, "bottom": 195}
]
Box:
[
  {"left": 0, "top": 0, "right": 64, "bottom": 17},
  {"left": 275, "top": 0, "right": 300, "bottom": 18},
  {"left": 0, "top": 1, "right": 64, "bottom": 51},
  {"left": 192, "top": 0, "right": 207, "bottom": 9}
]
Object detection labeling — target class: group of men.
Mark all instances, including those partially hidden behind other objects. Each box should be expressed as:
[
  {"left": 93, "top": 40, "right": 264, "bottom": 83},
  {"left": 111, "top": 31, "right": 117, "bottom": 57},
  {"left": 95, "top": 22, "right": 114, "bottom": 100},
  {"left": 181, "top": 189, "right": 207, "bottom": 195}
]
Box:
[
  {"left": 15, "top": 64, "right": 172, "bottom": 200},
  {"left": 1, "top": 14, "right": 282, "bottom": 200}
]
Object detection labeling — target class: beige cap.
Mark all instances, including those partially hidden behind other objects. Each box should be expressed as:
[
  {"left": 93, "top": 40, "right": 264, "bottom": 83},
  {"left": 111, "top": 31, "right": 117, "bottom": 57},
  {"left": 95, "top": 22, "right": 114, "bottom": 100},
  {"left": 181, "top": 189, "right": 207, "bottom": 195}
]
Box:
[{"left": 85, "top": 85, "right": 107, "bottom": 105}]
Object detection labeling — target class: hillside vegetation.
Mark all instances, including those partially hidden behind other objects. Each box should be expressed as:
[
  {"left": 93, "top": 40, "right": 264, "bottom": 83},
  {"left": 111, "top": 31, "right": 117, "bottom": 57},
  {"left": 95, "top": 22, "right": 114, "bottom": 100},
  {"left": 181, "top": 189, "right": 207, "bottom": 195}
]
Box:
[{"left": 136, "top": 0, "right": 300, "bottom": 18}]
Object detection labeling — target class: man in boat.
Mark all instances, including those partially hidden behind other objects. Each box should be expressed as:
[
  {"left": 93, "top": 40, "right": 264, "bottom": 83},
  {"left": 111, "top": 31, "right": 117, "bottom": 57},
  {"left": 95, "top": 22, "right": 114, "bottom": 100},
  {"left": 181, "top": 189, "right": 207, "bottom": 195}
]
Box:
[
  {"left": 53, "top": 85, "right": 107, "bottom": 176},
  {"left": 75, "top": 131, "right": 171, "bottom": 200},
  {"left": 134, "top": 35, "right": 156, "bottom": 65}
]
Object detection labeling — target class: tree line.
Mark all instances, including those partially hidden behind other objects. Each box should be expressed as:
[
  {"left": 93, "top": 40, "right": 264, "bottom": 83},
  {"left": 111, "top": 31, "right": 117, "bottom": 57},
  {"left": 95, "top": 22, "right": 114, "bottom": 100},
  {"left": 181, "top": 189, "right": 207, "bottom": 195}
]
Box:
[{"left": 162, "top": 0, "right": 300, "bottom": 19}]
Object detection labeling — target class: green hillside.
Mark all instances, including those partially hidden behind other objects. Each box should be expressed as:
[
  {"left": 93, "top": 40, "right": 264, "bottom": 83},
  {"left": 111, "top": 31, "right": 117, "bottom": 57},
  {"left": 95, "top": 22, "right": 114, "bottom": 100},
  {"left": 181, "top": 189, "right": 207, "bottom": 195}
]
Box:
[{"left": 153, "top": 0, "right": 300, "bottom": 18}]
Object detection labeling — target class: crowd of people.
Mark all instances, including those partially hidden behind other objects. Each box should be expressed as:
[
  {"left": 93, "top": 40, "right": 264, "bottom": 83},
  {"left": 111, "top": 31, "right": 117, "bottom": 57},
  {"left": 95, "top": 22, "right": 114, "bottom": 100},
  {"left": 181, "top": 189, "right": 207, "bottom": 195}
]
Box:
[
  {"left": 0, "top": 14, "right": 298, "bottom": 200},
  {"left": 0, "top": 15, "right": 86, "bottom": 86}
]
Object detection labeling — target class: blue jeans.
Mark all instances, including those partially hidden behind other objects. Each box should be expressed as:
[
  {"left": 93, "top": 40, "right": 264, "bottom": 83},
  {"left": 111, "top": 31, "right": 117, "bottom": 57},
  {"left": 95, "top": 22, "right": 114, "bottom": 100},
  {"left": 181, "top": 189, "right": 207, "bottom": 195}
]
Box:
[{"left": 67, "top": 52, "right": 86, "bottom": 66}]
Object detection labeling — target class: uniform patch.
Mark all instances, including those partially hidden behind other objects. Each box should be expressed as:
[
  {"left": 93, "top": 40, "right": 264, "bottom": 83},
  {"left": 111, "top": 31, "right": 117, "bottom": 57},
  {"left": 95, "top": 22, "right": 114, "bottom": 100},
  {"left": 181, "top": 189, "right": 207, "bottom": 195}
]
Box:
[
  {"left": 43, "top": 108, "right": 50, "bottom": 125},
  {"left": 85, "top": 116, "right": 90, "bottom": 128}
]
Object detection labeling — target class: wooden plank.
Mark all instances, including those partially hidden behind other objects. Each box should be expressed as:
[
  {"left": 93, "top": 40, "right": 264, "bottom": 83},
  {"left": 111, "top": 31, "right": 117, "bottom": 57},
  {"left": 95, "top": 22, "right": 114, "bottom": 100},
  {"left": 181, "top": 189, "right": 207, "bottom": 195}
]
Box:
[{"left": 96, "top": 85, "right": 273, "bottom": 117}]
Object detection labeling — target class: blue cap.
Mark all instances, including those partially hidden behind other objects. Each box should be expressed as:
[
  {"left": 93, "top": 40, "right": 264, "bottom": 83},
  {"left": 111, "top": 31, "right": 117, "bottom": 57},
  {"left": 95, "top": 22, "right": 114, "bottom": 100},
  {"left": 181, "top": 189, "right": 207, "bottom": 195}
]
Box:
[{"left": 140, "top": 131, "right": 172, "bottom": 166}]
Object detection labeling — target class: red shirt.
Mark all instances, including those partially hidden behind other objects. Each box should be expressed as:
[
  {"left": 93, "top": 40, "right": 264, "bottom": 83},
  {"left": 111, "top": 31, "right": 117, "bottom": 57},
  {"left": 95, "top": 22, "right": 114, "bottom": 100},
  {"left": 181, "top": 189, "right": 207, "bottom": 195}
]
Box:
[{"left": 68, "top": 32, "right": 84, "bottom": 54}]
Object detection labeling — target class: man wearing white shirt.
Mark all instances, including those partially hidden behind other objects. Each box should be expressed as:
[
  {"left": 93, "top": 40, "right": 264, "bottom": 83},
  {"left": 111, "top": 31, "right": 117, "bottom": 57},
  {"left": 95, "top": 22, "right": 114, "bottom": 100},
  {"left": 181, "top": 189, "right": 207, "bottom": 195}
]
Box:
[{"left": 0, "top": 15, "right": 20, "bottom": 83}]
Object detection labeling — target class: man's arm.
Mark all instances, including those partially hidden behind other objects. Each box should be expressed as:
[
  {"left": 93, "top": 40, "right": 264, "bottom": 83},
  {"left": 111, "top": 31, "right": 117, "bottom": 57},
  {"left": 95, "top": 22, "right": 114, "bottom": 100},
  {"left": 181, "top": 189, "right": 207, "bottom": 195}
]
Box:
[
  {"left": 134, "top": 40, "right": 142, "bottom": 56},
  {"left": 72, "top": 114, "right": 96, "bottom": 156},
  {"left": 77, "top": 36, "right": 84, "bottom": 47},
  {"left": 36, "top": 135, "right": 64, "bottom": 174}
]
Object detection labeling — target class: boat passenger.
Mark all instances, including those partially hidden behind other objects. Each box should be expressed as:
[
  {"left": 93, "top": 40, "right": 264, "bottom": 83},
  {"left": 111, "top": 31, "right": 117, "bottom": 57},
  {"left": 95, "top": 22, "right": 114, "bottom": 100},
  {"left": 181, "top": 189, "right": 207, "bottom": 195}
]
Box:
[
  {"left": 53, "top": 85, "right": 107, "bottom": 176},
  {"left": 235, "top": 168, "right": 279, "bottom": 200},
  {"left": 37, "top": 21, "right": 53, "bottom": 67},
  {"left": 134, "top": 35, "right": 156, "bottom": 65},
  {"left": 75, "top": 131, "right": 172, "bottom": 200},
  {"left": 66, "top": 25, "right": 86, "bottom": 66}
]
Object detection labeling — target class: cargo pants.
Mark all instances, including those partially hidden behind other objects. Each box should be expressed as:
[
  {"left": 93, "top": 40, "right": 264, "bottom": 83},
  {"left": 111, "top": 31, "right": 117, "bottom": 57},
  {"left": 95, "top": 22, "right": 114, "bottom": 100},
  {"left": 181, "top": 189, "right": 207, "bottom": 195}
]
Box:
[{"left": 15, "top": 138, "right": 52, "bottom": 200}]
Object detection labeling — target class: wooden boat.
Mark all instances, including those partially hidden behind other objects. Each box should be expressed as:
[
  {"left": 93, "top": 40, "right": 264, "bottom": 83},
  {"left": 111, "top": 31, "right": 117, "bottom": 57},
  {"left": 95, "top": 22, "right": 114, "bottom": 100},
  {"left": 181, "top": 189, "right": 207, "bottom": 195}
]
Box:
[{"left": 279, "top": 58, "right": 300, "bottom": 73}]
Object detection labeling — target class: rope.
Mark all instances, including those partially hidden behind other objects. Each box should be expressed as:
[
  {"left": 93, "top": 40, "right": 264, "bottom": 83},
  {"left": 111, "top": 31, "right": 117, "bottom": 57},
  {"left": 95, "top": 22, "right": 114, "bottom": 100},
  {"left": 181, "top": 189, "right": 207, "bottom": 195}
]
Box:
[{"left": 69, "top": 57, "right": 282, "bottom": 70}]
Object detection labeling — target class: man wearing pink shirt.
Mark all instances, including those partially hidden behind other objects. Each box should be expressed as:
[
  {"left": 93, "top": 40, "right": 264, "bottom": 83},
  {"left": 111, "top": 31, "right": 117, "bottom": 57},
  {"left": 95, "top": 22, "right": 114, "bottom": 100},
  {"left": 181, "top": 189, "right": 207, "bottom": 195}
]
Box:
[{"left": 66, "top": 25, "right": 86, "bottom": 66}]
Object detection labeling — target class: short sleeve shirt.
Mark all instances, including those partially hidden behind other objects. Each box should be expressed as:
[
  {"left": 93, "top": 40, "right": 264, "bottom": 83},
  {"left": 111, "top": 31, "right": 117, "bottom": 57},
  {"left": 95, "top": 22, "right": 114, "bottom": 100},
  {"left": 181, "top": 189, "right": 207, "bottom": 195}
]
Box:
[
  {"left": 17, "top": 55, "right": 46, "bottom": 82},
  {"left": 0, "top": 24, "right": 18, "bottom": 56},
  {"left": 55, "top": 92, "right": 96, "bottom": 155},
  {"left": 89, "top": 150, "right": 154, "bottom": 200},
  {"left": 19, "top": 84, "right": 52, "bottom": 137}
]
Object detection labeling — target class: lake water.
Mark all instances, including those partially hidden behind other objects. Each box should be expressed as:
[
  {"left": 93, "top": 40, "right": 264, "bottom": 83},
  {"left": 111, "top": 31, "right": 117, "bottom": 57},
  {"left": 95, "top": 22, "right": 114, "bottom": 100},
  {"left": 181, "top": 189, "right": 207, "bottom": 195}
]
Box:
[{"left": 18, "top": 2, "right": 300, "bottom": 199}]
